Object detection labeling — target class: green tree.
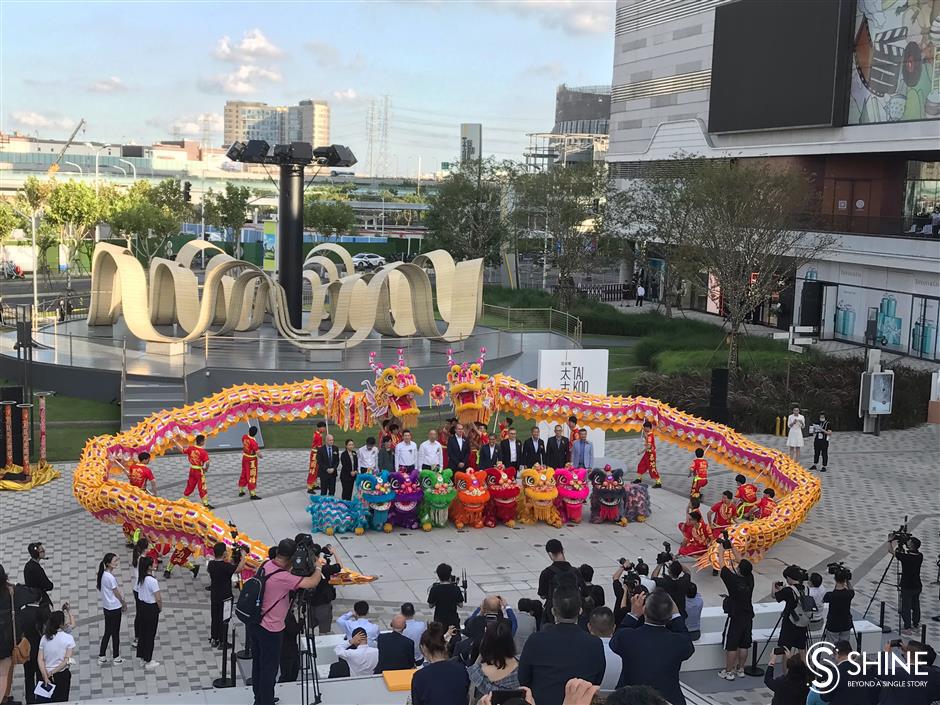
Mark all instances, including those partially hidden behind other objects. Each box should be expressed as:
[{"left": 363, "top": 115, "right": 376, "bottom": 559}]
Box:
[
  {"left": 0, "top": 201, "right": 21, "bottom": 259},
  {"left": 425, "top": 158, "right": 510, "bottom": 265},
  {"left": 203, "top": 182, "right": 250, "bottom": 257},
  {"left": 45, "top": 180, "right": 100, "bottom": 289},
  {"left": 105, "top": 179, "right": 191, "bottom": 263},
  {"left": 688, "top": 159, "right": 832, "bottom": 372},
  {"left": 304, "top": 200, "right": 357, "bottom": 238}
]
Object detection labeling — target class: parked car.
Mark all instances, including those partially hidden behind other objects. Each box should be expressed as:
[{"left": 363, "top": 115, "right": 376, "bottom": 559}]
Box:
[{"left": 352, "top": 252, "right": 386, "bottom": 270}]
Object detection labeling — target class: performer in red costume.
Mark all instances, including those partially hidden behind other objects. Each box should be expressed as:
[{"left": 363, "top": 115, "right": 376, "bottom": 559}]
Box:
[
  {"left": 307, "top": 421, "right": 326, "bottom": 493},
  {"left": 238, "top": 425, "right": 262, "bottom": 499},
  {"left": 678, "top": 510, "right": 712, "bottom": 556},
  {"left": 708, "top": 490, "right": 737, "bottom": 537},
  {"left": 755, "top": 487, "right": 777, "bottom": 519},
  {"left": 733, "top": 474, "right": 758, "bottom": 519},
  {"left": 177, "top": 434, "right": 212, "bottom": 510},
  {"left": 125, "top": 451, "right": 157, "bottom": 494},
  {"left": 689, "top": 447, "right": 708, "bottom": 498},
  {"left": 636, "top": 420, "right": 662, "bottom": 488},
  {"left": 498, "top": 416, "right": 513, "bottom": 441}
]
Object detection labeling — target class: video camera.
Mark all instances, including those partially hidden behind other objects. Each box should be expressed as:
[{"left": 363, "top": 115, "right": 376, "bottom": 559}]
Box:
[
  {"left": 227, "top": 522, "right": 250, "bottom": 563},
  {"left": 718, "top": 530, "right": 733, "bottom": 551},
  {"left": 291, "top": 533, "right": 323, "bottom": 578},
  {"left": 827, "top": 561, "right": 853, "bottom": 581},
  {"left": 656, "top": 541, "right": 674, "bottom": 566}
]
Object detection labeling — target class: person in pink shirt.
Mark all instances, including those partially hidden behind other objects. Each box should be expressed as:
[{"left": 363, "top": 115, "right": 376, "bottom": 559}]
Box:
[{"left": 249, "top": 538, "right": 322, "bottom": 705}]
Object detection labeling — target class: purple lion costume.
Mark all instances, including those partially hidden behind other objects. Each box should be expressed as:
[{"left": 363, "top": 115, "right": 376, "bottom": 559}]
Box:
[{"left": 388, "top": 469, "right": 423, "bottom": 529}]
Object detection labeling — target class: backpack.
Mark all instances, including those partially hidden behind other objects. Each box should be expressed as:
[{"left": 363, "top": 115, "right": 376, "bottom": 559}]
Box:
[
  {"left": 235, "top": 561, "right": 287, "bottom": 626},
  {"left": 788, "top": 586, "right": 817, "bottom": 629}
]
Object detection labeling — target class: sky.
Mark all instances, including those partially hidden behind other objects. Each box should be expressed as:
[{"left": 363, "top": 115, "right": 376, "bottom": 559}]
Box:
[{"left": 1, "top": 0, "right": 615, "bottom": 175}]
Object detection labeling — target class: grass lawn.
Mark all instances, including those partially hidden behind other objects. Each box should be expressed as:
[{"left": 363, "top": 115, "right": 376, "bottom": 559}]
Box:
[
  {"left": 45, "top": 394, "right": 120, "bottom": 422},
  {"left": 47, "top": 424, "right": 120, "bottom": 462}
]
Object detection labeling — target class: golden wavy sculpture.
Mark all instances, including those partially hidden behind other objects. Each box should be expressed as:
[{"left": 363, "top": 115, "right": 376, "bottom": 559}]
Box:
[{"left": 87, "top": 241, "right": 483, "bottom": 349}]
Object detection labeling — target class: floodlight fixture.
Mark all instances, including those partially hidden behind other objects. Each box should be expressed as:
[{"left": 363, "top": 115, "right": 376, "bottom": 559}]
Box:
[
  {"left": 240, "top": 139, "right": 271, "bottom": 163},
  {"left": 313, "top": 144, "right": 357, "bottom": 168},
  {"left": 225, "top": 141, "right": 247, "bottom": 161}
]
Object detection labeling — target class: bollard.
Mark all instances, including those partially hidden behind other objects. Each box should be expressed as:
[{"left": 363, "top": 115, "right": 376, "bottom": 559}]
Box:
[
  {"left": 879, "top": 601, "right": 891, "bottom": 633},
  {"left": 921, "top": 623, "right": 927, "bottom": 644},
  {"left": 775, "top": 416, "right": 782, "bottom": 436},
  {"left": 743, "top": 641, "right": 765, "bottom": 677}
]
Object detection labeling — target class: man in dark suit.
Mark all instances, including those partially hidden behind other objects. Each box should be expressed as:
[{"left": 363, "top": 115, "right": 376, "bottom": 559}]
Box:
[
  {"left": 316, "top": 434, "right": 340, "bottom": 496},
  {"left": 478, "top": 436, "right": 501, "bottom": 470},
  {"left": 518, "top": 586, "right": 605, "bottom": 705},
  {"left": 545, "top": 425, "right": 570, "bottom": 469},
  {"left": 610, "top": 590, "right": 695, "bottom": 705},
  {"left": 499, "top": 428, "right": 523, "bottom": 469},
  {"left": 522, "top": 426, "right": 546, "bottom": 468},
  {"left": 447, "top": 423, "right": 470, "bottom": 471},
  {"left": 373, "top": 615, "right": 416, "bottom": 673}
]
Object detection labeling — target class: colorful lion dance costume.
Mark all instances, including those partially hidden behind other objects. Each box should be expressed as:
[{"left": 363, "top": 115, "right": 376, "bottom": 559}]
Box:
[
  {"left": 483, "top": 464, "right": 519, "bottom": 527},
  {"left": 356, "top": 471, "right": 395, "bottom": 532},
  {"left": 624, "top": 480, "right": 652, "bottom": 523},
  {"left": 554, "top": 468, "right": 589, "bottom": 524},
  {"left": 518, "top": 466, "right": 563, "bottom": 528},
  {"left": 388, "top": 469, "right": 423, "bottom": 530},
  {"left": 589, "top": 467, "right": 629, "bottom": 525},
  {"left": 307, "top": 496, "right": 367, "bottom": 536},
  {"left": 418, "top": 468, "right": 456, "bottom": 531},
  {"left": 449, "top": 470, "right": 490, "bottom": 529}
]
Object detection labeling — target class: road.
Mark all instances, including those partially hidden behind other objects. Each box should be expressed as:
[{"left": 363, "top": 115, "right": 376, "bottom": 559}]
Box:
[{"left": 0, "top": 275, "right": 91, "bottom": 306}]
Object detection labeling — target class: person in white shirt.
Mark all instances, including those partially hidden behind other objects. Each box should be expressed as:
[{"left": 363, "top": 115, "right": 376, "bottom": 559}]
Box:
[
  {"left": 96, "top": 552, "right": 127, "bottom": 664},
  {"left": 334, "top": 628, "right": 378, "bottom": 676},
  {"left": 587, "top": 607, "right": 622, "bottom": 690},
  {"left": 418, "top": 429, "right": 444, "bottom": 470},
  {"left": 394, "top": 430, "right": 418, "bottom": 471},
  {"left": 337, "top": 601, "right": 380, "bottom": 646},
  {"left": 37, "top": 610, "right": 76, "bottom": 701},
  {"left": 786, "top": 406, "right": 806, "bottom": 461},
  {"left": 358, "top": 437, "right": 379, "bottom": 472},
  {"left": 635, "top": 283, "right": 646, "bottom": 307},
  {"left": 400, "top": 602, "right": 427, "bottom": 664},
  {"left": 135, "top": 556, "right": 163, "bottom": 670}
]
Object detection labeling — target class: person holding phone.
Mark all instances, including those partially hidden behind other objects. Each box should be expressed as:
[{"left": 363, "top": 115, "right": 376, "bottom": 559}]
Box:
[
  {"left": 763, "top": 647, "right": 811, "bottom": 705},
  {"left": 411, "top": 622, "right": 470, "bottom": 705},
  {"left": 467, "top": 620, "right": 521, "bottom": 698},
  {"left": 36, "top": 611, "right": 74, "bottom": 703}
]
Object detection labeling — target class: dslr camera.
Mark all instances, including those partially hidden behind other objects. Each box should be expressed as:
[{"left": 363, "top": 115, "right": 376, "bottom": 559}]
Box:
[
  {"left": 656, "top": 541, "right": 674, "bottom": 566},
  {"left": 228, "top": 523, "right": 250, "bottom": 563},
  {"left": 827, "top": 561, "right": 852, "bottom": 582},
  {"left": 718, "top": 530, "right": 733, "bottom": 551}
]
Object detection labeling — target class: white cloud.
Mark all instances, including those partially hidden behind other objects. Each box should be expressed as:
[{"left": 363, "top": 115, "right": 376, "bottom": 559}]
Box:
[
  {"left": 305, "top": 41, "right": 367, "bottom": 71},
  {"left": 332, "top": 88, "right": 358, "bottom": 101},
  {"left": 198, "top": 65, "right": 282, "bottom": 95},
  {"left": 524, "top": 62, "right": 565, "bottom": 79},
  {"left": 9, "top": 111, "right": 74, "bottom": 131},
  {"left": 89, "top": 76, "right": 127, "bottom": 93},
  {"left": 493, "top": 0, "right": 613, "bottom": 36},
  {"left": 214, "top": 29, "right": 283, "bottom": 62}
]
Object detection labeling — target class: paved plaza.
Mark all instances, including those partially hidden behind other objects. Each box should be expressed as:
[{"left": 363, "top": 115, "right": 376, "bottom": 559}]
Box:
[{"left": 0, "top": 424, "right": 937, "bottom": 704}]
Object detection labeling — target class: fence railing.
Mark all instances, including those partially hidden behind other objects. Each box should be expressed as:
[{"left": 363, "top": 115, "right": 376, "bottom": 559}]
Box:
[
  {"left": 551, "top": 283, "right": 630, "bottom": 303},
  {"left": 481, "top": 304, "right": 582, "bottom": 344}
]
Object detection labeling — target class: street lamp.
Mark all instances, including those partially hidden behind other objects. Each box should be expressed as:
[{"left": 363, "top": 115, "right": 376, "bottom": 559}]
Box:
[
  {"left": 118, "top": 158, "right": 136, "bottom": 179},
  {"left": 86, "top": 142, "right": 111, "bottom": 244},
  {"left": 63, "top": 161, "right": 83, "bottom": 176},
  {"left": 10, "top": 205, "right": 40, "bottom": 322},
  {"left": 108, "top": 164, "right": 127, "bottom": 177}
]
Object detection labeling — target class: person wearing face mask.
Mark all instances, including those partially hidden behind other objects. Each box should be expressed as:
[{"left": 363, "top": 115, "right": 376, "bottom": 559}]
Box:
[{"left": 809, "top": 412, "right": 832, "bottom": 473}]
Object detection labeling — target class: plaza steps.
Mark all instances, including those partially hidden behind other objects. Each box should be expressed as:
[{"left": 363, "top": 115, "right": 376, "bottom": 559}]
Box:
[{"left": 121, "top": 372, "right": 186, "bottom": 430}]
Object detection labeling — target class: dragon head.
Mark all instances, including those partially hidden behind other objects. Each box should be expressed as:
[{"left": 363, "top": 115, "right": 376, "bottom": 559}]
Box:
[
  {"left": 454, "top": 470, "right": 490, "bottom": 508},
  {"left": 389, "top": 469, "right": 423, "bottom": 514},
  {"left": 590, "top": 465, "right": 626, "bottom": 506},
  {"left": 521, "top": 465, "right": 557, "bottom": 507},
  {"left": 555, "top": 468, "right": 589, "bottom": 506},
  {"left": 419, "top": 468, "right": 456, "bottom": 509},
  {"left": 485, "top": 464, "right": 520, "bottom": 505},
  {"left": 367, "top": 349, "right": 424, "bottom": 429},
  {"left": 355, "top": 471, "right": 395, "bottom": 512},
  {"left": 446, "top": 347, "right": 490, "bottom": 425}
]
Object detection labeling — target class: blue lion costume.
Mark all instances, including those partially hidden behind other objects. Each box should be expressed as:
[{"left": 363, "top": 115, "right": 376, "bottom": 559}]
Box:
[
  {"left": 307, "top": 495, "right": 368, "bottom": 536},
  {"left": 356, "top": 471, "right": 395, "bottom": 532}
]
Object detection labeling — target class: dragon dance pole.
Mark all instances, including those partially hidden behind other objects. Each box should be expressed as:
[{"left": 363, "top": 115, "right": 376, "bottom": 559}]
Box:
[
  {"left": 17, "top": 403, "right": 33, "bottom": 477},
  {"left": 35, "top": 392, "right": 53, "bottom": 467},
  {"left": 1, "top": 400, "right": 15, "bottom": 469}
]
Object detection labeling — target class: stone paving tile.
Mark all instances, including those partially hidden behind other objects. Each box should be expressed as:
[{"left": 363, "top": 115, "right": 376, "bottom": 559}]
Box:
[{"left": 0, "top": 426, "right": 936, "bottom": 702}]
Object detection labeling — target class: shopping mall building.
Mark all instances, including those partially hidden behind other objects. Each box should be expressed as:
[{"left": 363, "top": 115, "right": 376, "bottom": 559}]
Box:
[{"left": 608, "top": 0, "right": 940, "bottom": 362}]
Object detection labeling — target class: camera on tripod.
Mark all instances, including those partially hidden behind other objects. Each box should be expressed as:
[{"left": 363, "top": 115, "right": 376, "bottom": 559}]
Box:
[
  {"left": 827, "top": 561, "right": 852, "bottom": 581},
  {"left": 291, "top": 533, "right": 323, "bottom": 577},
  {"left": 889, "top": 527, "right": 914, "bottom": 550},
  {"left": 656, "top": 541, "right": 674, "bottom": 565}
]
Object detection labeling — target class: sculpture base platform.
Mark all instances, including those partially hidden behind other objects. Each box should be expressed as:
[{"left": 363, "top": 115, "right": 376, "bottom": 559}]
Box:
[
  {"left": 430, "top": 340, "right": 463, "bottom": 354},
  {"left": 306, "top": 349, "right": 344, "bottom": 364},
  {"left": 145, "top": 342, "right": 187, "bottom": 356}
]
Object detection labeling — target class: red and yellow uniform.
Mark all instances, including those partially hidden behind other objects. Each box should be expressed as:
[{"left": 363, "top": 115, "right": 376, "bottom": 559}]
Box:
[
  {"left": 183, "top": 445, "right": 210, "bottom": 501},
  {"left": 756, "top": 495, "right": 777, "bottom": 519},
  {"left": 690, "top": 457, "right": 708, "bottom": 497},
  {"left": 498, "top": 422, "right": 511, "bottom": 441},
  {"left": 636, "top": 430, "right": 661, "bottom": 484},
  {"left": 678, "top": 517, "right": 712, "bottom": 556},
  {"left": 239, "top": 434, "right": 259, "bottom": 494},
  {"left": 147, "top": 543, "right": 196, "bottom": 575},
  {"left": 710, "top": 499, "right": 736, "bottom": 537},
  {"left": 734, "top": 482, "right": 758, "bottom": 519},
  {"left": 307, "top": 429, "right": 324, "bottom": 491},
  {"left": 127, "top": 463, "right": 155, "bottom": 491}
]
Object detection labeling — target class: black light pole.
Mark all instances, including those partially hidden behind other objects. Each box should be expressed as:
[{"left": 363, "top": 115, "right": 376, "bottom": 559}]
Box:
[{"left": 278, "top": 163, "right": 305, "bottom": 329}]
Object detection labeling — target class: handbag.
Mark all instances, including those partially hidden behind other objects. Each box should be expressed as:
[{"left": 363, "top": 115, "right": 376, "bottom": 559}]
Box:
[{"left": 9, "top": 588, "right": 30, "bottom": 665}]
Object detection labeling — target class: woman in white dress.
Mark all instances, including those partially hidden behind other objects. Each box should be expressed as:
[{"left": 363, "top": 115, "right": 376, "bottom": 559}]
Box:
[{"left": 786, "top": 406, "right": 806, "bottom": 461}]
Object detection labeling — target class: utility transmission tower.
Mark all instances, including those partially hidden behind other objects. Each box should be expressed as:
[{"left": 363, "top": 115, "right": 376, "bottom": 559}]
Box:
[
  {"left": 365, "top": 100, "right": 378, "bottom": 178},
  {"left": 377, "top": 95, "right": 390, "bottom": 179}
]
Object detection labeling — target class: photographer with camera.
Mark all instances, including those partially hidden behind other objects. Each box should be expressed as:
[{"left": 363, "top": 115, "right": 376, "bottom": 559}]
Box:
[
  {"left": 889, "top": 532, "right": 923, "bottom": 635},
  {"left": 244, "top": 538, "right": 322, "bottom": 705},
  {"left": 821, "top": 565, "right": 854, "bottom": 643},
  {"left": 651, "top": 549, "right": 692, "bottom": 619},
  {"left": 207, "top": 540, "right": 248, "bottom": 649},
  {"left": 612, "top": 559, "right": 653, "bottom": 626},
  {"left": 304, "top": 543, "right": 342, "bottom": 635},
  {"left": 718, "top": 544, "right": 754, "bottom": 682},
  {"left": 773, "top": 565, "right": 812, "bottom": 657}
]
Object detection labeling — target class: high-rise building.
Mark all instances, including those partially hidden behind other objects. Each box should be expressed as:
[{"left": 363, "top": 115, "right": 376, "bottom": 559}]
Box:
[
  {"left": 460, "top": 123, "right": 482, "bottom": 164},
  {"left": 224, "top": 99, "right": 330, "bottom": 147},
  {"left": 553, "top": 84, "right": 611, "bottom": 135},
  {"left": 607, "top": 0, "right": 940, "bottom": 361}
]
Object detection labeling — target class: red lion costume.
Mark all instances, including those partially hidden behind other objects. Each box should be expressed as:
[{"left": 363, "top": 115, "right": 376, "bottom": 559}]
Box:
[{"left": 483, "top": 464, "right": 519, "bottom": 527}]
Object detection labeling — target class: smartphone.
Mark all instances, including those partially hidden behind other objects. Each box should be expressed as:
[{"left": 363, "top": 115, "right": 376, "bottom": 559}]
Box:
[
  {"left": 773, "top": 647, "right": 785, "bottom": 655},
  {"left": 889, "top": 639, "right": 903, "bottom": 648},
  {"left": 491, "top": 690, "right": 526, "bottom": 705}
]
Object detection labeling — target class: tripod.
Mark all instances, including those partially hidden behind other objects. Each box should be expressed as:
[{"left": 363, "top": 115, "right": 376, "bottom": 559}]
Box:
[
  {"left": 295, "top": 595, "right": 322, "bottom": 705},
  {"left": 861, "top": 548, "right": 902, "bottom": 635}
]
